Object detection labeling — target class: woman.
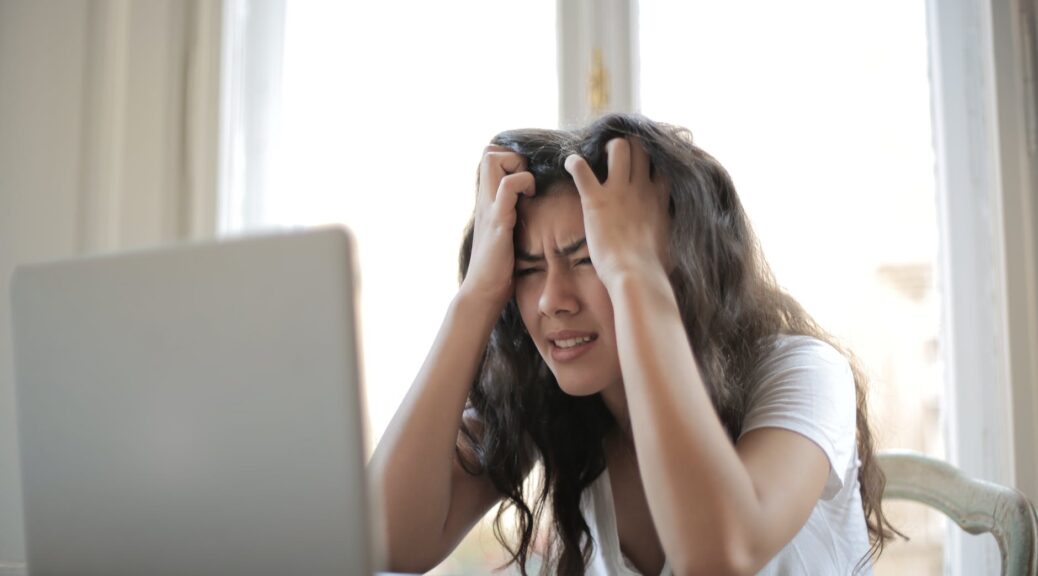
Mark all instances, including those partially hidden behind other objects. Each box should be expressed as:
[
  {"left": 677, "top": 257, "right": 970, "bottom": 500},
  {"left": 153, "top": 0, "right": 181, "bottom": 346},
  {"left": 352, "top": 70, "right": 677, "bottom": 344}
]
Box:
[{"left": 370, "top": 113, "right": 896, "bottom": 575}]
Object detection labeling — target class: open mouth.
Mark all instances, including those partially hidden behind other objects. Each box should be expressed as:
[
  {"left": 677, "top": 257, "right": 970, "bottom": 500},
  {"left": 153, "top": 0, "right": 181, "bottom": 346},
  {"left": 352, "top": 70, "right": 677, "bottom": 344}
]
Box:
[
  {"left": 552, "top": 335, "right": 596, "bottom": 349},
  {"left": 548, "top": 332, "right": 598, "bottom": 362}
]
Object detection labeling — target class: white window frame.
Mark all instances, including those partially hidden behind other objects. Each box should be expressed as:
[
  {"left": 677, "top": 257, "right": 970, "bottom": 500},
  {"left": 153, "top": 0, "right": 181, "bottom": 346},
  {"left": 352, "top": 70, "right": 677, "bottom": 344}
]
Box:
[
  {"left": 928, "top": 0, "right": 1038, "bottom": 572},
  {"left": 989, "top": 0, "right": 1038, "bottom": 503}
]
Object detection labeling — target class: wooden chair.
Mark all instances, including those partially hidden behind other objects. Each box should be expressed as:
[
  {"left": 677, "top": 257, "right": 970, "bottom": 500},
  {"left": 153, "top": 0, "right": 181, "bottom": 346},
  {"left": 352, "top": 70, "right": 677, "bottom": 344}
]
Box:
[{"left": 878, "top": 450, "right": 1038, "bottom": 576}]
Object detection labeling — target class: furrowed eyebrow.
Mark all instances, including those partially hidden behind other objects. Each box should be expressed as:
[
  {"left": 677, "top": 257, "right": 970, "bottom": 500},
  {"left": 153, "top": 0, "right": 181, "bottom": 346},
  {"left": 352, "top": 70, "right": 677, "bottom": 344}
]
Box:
[{"left": 516, "top": 237, "right": 587, "bottom": 263}]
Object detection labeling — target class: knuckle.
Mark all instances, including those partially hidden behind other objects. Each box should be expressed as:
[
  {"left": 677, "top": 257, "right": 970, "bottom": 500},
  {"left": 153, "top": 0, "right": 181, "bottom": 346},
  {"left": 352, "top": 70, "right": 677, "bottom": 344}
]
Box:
[
  {"left": 494, "top": 175, "right": 527, "bottom": 198},
  {"left": 483, "top": 150, "right": 526, "bottom": 174},
  {"left": 483, "top": 144, "right": 509, "bottom": 157},
  {"left": 497, "top": 173, "right": 516, "bottom": 187},
  {"left": 481, "top": 152, "right": 503, "bottom": 167},
  {"left": 480, "top": 153, "right": 507, "bottom": 173},
  {"left": 499, "top": 171, "right": 533, "bottom": 192}
]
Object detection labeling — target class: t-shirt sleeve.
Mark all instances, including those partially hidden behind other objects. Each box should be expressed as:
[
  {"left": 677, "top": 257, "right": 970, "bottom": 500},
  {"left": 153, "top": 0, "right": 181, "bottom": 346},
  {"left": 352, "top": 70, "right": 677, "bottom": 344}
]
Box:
[{"left": 737, "top": 336, "right": 857, "bottom": 500}]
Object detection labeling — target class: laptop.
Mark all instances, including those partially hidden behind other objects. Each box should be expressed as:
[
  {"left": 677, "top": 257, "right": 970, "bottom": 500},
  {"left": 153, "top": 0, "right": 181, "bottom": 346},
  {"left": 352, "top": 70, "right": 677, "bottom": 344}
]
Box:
[{"left": 11, "top": 227, "right": 377, "bottom": 576}]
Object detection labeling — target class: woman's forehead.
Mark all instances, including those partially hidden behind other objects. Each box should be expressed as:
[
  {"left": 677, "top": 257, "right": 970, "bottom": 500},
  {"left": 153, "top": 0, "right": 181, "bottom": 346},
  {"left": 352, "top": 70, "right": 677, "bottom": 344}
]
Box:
[{"left": 516, "top": 188, "right": 586, "bottom": 250}]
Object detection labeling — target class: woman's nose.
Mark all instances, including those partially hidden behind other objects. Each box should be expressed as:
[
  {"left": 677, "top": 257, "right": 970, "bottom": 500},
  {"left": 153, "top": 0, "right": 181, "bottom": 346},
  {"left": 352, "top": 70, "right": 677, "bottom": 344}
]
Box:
[{"left": 538, "top": 268, "right": 580, "bottom": 317}]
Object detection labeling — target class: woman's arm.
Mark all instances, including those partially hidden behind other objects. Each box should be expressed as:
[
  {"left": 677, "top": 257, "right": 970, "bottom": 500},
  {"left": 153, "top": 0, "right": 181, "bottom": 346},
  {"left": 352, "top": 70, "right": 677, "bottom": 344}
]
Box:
[
  {"left": 566, "top": 140, "right": 830, "bottom": 576},
  {"left": 368, "top": 293, "right": 505, "bottom": 572},
  {"left": 607, "top": 266, "right": 829, "bottom": 576},
  {"left": 369, "top": 146, "right": 535, "bottom": 572}
]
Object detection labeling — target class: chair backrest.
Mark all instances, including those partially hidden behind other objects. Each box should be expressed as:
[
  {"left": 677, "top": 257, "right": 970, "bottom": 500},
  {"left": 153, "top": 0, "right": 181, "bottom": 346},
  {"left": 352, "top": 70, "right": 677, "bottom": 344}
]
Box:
[{"left": 878, "top": 450, "right": 1038, "bottom": 576}]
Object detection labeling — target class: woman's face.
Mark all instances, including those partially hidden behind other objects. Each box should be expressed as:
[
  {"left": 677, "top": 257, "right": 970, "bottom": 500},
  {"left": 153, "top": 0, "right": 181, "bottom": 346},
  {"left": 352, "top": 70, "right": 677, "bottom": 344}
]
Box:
[{"left": 514, "top": 185, "right": 623, "bottom": 396}]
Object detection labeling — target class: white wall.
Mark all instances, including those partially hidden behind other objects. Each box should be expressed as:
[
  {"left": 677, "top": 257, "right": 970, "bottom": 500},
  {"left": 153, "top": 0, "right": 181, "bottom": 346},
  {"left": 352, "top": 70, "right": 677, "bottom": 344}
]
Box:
[{"left": 0, "top": 1, "right": 220, "bottom": 570}]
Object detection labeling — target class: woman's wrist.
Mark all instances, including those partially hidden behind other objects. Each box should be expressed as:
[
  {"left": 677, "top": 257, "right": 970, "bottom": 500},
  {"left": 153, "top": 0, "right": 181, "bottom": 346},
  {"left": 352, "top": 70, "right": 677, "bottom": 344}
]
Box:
[
  {"left": 601, "top": 260, "right": 673, "bottom": 302},
  {"left": 452, "top": 286, "right": 506, "bottom": 332}
]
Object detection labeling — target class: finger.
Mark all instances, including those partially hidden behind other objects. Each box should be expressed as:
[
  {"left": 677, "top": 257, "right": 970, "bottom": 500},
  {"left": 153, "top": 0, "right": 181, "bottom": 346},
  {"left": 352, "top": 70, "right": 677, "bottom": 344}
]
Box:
[
  {"left": 564, "top": 154, "right": 599, "bottom": 199},
  {"left": 499, "top": 154, "right": 528, "bottom": 176},
  {"left": 483, "top": 145, "right": 527, "bottom": 176},
  {"left": 629, "top": 136, "right": 651, "bottom": 184},
  {"left": 477, "top": 146, "right": 512, "bottom": 193},
  {"left": 492, "top": 171, "right": 536, "bottom": 222},
  {"left": 498, "top": 171, "right": 535, "bottom": 199},
  {"left": 480, "top": 150, "right": 528, "bottom": 202},
  {"left": 605, "top": 138, "right": 631, "bottom": 184},
  {"left": 482, "top": 153, "right": 526, "bottom": 179}
]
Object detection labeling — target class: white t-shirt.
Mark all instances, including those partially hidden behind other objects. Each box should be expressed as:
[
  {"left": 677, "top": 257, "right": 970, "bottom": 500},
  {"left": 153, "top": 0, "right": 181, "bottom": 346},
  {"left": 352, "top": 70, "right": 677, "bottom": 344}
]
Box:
[{"left": 580, "top": 335, "right": 873, "bottom": 575}]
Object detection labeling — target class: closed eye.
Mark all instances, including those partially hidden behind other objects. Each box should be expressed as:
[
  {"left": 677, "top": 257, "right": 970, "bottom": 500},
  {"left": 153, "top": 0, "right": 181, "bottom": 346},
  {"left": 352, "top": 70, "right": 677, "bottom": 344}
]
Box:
[
  {"left": 515, "top": 267, "right": 542, "bottom": 277},
  {"left": 576, "top": 257, "right": 593, "bottom": 266}
]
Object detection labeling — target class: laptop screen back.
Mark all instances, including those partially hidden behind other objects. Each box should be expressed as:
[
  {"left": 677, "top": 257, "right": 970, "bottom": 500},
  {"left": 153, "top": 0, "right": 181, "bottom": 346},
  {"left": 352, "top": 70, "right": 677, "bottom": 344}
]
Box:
[{"left": 11, "top": 228, "right": 371, "bottom": 576}]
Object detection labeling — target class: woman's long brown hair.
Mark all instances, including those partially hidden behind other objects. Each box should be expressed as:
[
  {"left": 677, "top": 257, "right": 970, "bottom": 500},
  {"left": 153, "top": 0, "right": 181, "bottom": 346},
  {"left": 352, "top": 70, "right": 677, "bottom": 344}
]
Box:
[{"left": 457, "top": 113, "right": 897, "bottom": 574}]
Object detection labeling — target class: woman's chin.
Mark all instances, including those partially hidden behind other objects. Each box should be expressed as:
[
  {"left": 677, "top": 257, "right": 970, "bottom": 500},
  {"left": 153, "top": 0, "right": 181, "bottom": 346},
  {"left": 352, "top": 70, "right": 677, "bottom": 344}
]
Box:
[{"left": 553, "top": 375, "right": 605, "bottom": 397}]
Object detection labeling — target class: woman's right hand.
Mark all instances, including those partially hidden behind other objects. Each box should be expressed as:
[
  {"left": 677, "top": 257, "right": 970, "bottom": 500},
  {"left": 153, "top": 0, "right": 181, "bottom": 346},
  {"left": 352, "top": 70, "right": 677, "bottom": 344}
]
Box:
[{"left": 459, "top": 145, "right": 535, "bottom": 311}]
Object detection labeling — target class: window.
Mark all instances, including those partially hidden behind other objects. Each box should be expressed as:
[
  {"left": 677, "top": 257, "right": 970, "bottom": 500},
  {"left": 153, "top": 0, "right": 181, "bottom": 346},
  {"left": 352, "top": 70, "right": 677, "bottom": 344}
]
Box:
[{"left": 221, "top": 1, "right": 1031, "bottom": 573}]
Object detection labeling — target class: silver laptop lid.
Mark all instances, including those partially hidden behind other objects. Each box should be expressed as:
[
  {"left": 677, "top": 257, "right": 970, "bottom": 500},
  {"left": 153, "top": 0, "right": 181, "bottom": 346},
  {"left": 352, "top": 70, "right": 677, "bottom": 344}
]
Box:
[{"left": 11, "top": 227, "right": 371, "bottom": 576}]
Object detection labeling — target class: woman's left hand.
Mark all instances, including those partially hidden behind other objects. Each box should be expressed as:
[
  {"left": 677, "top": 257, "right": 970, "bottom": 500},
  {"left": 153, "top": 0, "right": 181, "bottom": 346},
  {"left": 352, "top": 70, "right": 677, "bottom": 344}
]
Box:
[{"left": 564, "top": 137, "right": 670, "bottom": 291}]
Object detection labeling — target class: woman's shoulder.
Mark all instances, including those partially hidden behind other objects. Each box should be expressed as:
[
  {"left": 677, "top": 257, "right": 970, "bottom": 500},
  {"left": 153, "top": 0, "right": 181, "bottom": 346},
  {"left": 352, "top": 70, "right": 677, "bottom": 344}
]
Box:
[
  {"left": 761, "top": 333, "right": 847, "bottom": 360},
  {"left": 744, "top": 333, "right": 857, "bottom": 437},
  {"left": 752, "top": 334, "right": 852, "bottom": 382},
  {"left": 743, "top": 334, "right": 860, "bottom": 500},
  {"left": 751, "top": 334, "right": 855, "bottom": 400}
]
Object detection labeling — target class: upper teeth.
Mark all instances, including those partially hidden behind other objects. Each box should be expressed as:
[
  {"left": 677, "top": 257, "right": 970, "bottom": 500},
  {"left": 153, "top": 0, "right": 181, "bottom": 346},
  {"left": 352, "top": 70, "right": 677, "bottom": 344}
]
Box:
[{"left": 555, "top": 336, "right": 593, "bottom": 349}]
